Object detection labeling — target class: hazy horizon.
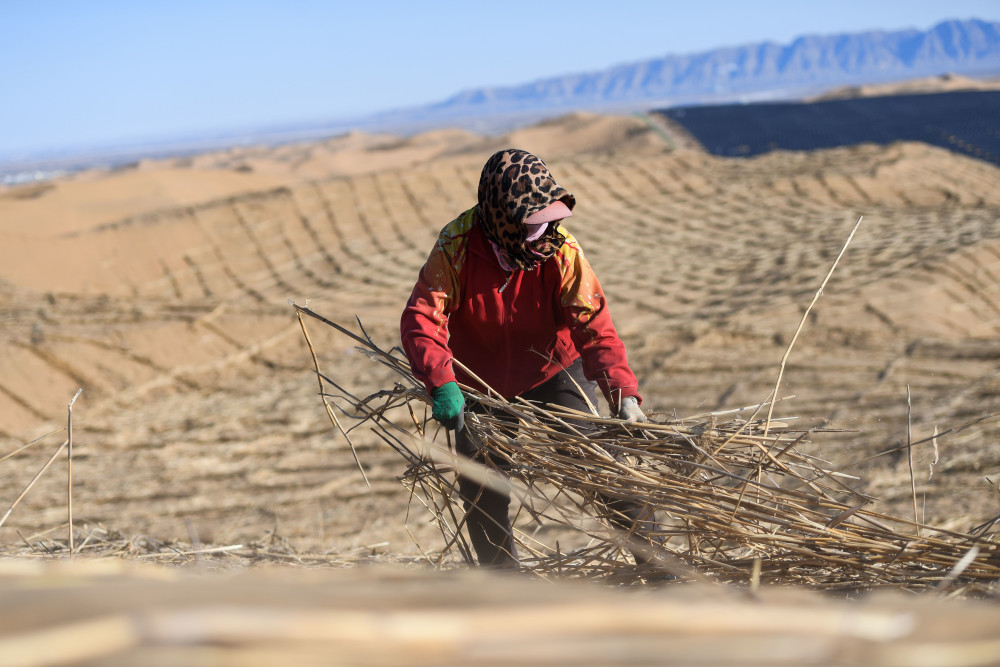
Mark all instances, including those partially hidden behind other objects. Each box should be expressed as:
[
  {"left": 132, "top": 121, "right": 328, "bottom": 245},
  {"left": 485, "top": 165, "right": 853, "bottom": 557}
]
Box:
[{"left": 4, "top": 1, "right": 999, "bottom": 161}]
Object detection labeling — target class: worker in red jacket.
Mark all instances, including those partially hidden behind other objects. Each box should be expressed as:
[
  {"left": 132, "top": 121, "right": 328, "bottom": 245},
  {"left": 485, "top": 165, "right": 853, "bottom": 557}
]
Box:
[{"left": 401, "top": 148, "right": 651, "bottom": 567}]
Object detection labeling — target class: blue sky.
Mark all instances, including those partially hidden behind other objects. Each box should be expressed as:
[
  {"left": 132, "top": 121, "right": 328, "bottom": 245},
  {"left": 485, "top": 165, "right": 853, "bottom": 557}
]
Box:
[{"left": 3, "top": 1, "right": 998, "bottom": 159}]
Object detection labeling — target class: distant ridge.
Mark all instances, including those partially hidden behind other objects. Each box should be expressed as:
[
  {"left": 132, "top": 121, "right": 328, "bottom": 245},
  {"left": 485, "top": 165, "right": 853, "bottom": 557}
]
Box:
[{"left": 382, "top": 18, "right": 1000, "bottom": 126}]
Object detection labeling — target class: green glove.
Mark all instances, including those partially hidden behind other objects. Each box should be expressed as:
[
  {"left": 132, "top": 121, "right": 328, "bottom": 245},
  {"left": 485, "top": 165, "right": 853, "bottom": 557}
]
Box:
[{"left": 432, "top": 382, "right": 465, "bottom": 429}]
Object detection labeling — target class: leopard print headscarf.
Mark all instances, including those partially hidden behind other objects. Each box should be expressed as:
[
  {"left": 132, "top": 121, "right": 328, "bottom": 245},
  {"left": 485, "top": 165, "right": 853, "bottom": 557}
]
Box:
[{"left": 476, "top": 148, "right": 576, "bottom": 271}]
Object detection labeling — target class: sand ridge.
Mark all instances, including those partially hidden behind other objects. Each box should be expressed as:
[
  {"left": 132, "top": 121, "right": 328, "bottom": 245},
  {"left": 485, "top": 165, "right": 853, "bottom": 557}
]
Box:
[{"left": 810, "top": 72, "right": 1000, "bottom": 101}]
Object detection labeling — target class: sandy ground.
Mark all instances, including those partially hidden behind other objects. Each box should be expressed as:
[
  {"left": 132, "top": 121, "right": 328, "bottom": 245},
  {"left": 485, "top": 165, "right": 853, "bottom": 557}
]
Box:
[{"left": 0, "top": 96, "right": 999, "bottom": 662}]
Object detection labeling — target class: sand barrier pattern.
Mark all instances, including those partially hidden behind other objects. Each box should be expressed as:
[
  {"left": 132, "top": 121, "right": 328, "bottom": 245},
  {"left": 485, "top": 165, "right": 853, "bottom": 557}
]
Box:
[{"left": 0, "top": 141, "right": 997, "bottom": 553}]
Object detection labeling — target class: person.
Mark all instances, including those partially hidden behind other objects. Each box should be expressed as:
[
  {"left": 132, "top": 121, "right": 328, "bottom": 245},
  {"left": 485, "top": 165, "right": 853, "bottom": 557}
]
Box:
[{"left": 400, "top": 148, "right": 652, "bottom": 568}]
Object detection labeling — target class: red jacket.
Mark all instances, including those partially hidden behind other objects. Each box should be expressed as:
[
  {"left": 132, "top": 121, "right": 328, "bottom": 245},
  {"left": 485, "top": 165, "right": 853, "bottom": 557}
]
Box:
[{"left": 401, "top": 209, "right": 640, "bottom": 408}]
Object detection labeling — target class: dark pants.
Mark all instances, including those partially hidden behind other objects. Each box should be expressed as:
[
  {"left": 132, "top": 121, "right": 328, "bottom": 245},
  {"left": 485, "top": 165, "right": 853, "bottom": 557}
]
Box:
[{"left": 456, "top": 359, "right": 656, "bottom": 568}]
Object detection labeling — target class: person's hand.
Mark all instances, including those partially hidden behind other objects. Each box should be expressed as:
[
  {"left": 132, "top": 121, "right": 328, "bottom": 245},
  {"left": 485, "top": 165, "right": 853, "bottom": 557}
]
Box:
[
  {"left": 431, "top": 382, "right": 465, "bottom": 429},
  {"left": 617, "top": 396, "right": 648, "bottom": 423}
]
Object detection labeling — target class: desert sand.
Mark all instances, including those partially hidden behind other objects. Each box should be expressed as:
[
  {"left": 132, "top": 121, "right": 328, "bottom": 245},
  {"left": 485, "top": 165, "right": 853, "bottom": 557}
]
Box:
[
  {"left": 0, "top": 99, "right": 999, "bottom": 662},
  {"left": 810, "top": 72, "right": 1000, "bottom": 101}
]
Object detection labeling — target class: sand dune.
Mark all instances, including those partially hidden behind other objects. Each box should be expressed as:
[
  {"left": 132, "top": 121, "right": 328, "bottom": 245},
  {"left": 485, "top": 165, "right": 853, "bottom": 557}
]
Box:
[
  {"left": 810, "top": 72, "right": 1000, "bottom": 101},
  {"left": 0, "top": 167, "right": 290, "bottom": 238},
  {"left": 0, "top": 111, "right": 998, "bottom": 563},
  {"left": 2, "top": 106, "right": 999, "bottom": 664}
]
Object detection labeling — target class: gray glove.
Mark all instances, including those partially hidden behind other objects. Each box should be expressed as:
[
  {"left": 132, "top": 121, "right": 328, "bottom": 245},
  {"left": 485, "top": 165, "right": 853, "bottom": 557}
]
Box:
[{"left": 617, "top": 396, "right": 648, "bottom": 423}]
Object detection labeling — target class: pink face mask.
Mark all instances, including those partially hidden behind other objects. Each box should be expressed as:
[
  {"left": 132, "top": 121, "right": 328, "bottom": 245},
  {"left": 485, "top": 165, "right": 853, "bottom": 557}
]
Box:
[
  {"left": 523, "top": 200, "right": 573, "bottom": 243},
  {"left": 524, "top": 222, "right": 548, "bottom": 242}
]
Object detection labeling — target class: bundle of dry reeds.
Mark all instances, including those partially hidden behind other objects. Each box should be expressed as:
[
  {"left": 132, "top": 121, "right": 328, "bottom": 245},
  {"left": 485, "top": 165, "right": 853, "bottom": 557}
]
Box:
[{"left": 295, "top": 304, "right": 1000, "bottom": 595}]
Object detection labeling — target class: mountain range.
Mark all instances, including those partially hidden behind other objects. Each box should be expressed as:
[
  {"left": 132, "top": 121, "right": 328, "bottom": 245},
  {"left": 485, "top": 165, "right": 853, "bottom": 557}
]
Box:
[{"left": 375, "top": 18, "right": 1000, "bottom": 129}]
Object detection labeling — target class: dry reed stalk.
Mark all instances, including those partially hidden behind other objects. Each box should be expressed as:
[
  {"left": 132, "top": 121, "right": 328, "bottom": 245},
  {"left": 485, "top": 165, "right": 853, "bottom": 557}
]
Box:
[
  {"left": 294, "top": 304, "right": 1000, "bottom": 594},
  {"left": 0, "top": 440, "right": 68, "bottom": 530},
  {"left": 764, "top": 215, "right": 863, "bottom": 436},
  {"left": 295, "top": 306, "right": 370, "bottom": 487},
  {"left": 0, "top": 427, "right": 66, "bottom": 464},
  {"left": 67, "top": 388, "right": 81, "bottom": 557},
  {"left": 906, "top": 385, "right": 919, "bottom": 535}
]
